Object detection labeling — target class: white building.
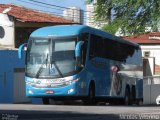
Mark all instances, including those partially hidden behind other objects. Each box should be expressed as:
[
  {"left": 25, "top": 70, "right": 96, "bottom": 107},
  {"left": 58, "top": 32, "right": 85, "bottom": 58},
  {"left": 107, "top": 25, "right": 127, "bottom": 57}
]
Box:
[
  {"left": 124, "top": 32, "right": 160, "bottom": 76},
  {"left": 86, "top": 4, "right": 95, "bottom": 27},
  {"left": 0, "top": 13, "right": 14, "bottom": 49},
  {"left": 63, "top": 7, "right": 83, "bottom": 24},
  {"left": 0, "top": 4, "right": 74, "bottom": 49},
  {"left": 86, "top": 1, "right": 107, "bottom": 29}
]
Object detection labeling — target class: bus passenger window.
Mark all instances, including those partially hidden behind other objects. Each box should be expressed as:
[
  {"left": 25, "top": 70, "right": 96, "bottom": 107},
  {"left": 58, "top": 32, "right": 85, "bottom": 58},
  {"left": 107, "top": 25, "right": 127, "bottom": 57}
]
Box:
[
  {"left": 81, "top": 40, "right": 88, "bottom": 66},
  {"left": 80, "top": 33, "right": 89, "bottom": 66}
]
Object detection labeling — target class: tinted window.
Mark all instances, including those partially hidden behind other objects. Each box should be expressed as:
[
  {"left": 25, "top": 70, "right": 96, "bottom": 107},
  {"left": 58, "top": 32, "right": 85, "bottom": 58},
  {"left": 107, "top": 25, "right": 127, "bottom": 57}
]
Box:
[
  {"left": 89, "top": 34, "right": 136, "bottom": 62},
  {"left": 89, "top": 34, "right": 104, "bottom": 59},
  {"left": 80, "top": 33, "right": 89, "bottom": 66}
]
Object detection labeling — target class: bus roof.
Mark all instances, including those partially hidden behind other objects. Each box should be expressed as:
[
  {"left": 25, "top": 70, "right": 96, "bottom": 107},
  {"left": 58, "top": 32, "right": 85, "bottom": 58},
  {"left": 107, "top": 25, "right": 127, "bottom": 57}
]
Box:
[{"left": 30, "top": 25, "right": 139, "bottom": 48}]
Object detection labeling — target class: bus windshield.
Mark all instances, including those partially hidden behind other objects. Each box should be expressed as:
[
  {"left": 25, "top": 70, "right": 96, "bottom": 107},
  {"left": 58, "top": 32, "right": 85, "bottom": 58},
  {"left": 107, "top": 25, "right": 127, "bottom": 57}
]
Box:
[{"left": 26, "top": 36, "right": 78, "bottom": 78}]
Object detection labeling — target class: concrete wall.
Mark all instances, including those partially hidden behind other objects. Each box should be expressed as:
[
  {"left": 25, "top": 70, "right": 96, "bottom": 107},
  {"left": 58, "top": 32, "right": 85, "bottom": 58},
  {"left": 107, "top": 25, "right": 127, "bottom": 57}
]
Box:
[
  {"left": 143, "top": 76, "right": 160, "bottom": 105},
  {"left": 0, "top": 50, "right": 26, "bottom": 103},
  {"left": 143, "top": 58, "right": 154, "bottom": 76},
  {"left": 13, "top": 69, "right": 31, "bottom": 103}
]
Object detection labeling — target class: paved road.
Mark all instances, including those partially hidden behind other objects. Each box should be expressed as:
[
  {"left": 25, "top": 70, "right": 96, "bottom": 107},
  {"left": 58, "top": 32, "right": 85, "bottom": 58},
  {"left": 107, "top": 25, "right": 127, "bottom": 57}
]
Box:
[{"left": 0, "top": 104, "right": 160, "bottom": 120}]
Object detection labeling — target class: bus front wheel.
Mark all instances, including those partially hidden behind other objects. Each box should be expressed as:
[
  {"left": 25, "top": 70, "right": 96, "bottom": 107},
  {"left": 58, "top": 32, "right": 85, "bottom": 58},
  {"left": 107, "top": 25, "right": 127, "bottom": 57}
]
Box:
[
  {"left": 42, "top": 98, "right": 50, "bottom": 105},
  {"left": 83, "top": 83, "right": 96, "bottom": 105}
]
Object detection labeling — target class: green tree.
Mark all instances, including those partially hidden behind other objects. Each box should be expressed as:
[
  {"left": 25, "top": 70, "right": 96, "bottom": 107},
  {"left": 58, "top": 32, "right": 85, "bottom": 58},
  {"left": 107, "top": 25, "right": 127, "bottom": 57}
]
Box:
[{"left": 87, "top": 0, "right": 160, "bottom": 36}]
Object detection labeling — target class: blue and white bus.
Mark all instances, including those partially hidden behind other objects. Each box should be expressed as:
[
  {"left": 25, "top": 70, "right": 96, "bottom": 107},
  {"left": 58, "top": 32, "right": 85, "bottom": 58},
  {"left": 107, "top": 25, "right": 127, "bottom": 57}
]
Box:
[{"left": 18, "top": 25, "right": 143, "bottom": 105}]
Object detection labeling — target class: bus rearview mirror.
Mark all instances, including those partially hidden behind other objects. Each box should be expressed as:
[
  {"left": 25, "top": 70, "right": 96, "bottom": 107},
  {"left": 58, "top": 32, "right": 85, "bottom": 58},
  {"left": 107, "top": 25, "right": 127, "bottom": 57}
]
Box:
[
  {"left": 18, "top": 43, "right": 27, "bottom": 59},
  {"left": 75, "top": 41, "right": 84, "bottom": 57}
]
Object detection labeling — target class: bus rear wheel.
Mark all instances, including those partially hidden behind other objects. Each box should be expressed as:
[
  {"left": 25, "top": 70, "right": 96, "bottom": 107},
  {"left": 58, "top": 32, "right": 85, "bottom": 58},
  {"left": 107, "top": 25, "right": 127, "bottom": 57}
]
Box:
[
  {"left": 42, "top": 98, "right": 50, "bottom": 105},
  {"left": 124, "top": 88, "right": 131, "bottom": 105}
]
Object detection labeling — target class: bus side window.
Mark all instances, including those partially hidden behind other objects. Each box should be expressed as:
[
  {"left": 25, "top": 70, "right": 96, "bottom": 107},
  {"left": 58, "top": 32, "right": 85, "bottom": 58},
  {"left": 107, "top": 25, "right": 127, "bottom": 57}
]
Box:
[
  {"left": 103, "top": 39, "right": 124, "bottom": 61},
  {"left": 80, "top": 33, "right": 89, "bottom": 66},
  {"left": 89, "top": 34, "right": 103, "bottom": 59},
  {"left": 89, "top": 37, "right": 95, "bottom": 59},
  {"left": 82, "top": 40, "right": 88, "bottom": 66}
]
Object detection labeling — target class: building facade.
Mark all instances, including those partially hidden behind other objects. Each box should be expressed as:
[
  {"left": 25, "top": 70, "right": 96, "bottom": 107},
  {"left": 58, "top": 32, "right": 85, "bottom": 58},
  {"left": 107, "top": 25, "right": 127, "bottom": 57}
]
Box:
[
  {"left": 124, "top": 32, "right": 160, "bottom": 76},
  {"left": 86, "top": 0, "right": 107, "bottom": 28},
  {"left": 86, "top": 4, "right": 95, "bottom": 27},
  {"left": 63, "top": 7, "right": 83, "bottom": 24},
  {"left": 0, "top": 4, "right": 74, "bottom": 49}
]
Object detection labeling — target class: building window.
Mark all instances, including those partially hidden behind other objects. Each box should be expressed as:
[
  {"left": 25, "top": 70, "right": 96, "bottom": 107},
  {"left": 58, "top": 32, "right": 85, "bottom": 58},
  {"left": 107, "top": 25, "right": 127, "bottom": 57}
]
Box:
[
  {"left": 144, "top": 51, "right": 150, "bottom": 57},
  {"left": 0, "top": 26, "right": 5, "bottom": 38}
]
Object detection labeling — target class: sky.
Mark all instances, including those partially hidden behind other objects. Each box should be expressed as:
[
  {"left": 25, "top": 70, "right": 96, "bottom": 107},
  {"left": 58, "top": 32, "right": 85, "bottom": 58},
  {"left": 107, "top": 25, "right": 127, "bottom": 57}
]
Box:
[{"left": 0, "top": 0, "right": 87, "bottom": 16}]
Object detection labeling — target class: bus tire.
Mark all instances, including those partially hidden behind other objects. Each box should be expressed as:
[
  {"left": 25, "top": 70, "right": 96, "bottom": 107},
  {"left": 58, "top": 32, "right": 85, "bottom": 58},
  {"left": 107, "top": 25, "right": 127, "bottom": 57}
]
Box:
[
  {"left": 131, "top": 86, "right": 136, "bottom": 105},
  {"left": 42, "top": 98, "right": 50, "bottom": 105},
  {"left": 124, "top": 87, "right": 131, "bottom": 105},
  {"left": 136, "top": 99, "right": 143, "bottom": 105},
  {"left": 83, "top": 83, "right": 96, "bottom": 105},
  {"left": 89, "top": 84, "right": 95, "bottom": 104}
]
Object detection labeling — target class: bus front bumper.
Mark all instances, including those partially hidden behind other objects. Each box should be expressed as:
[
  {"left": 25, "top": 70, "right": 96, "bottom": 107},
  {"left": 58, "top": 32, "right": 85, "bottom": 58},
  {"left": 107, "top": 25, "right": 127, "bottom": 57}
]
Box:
[{"left": 26, "top": 82, "right": 77, "bottom": 97}]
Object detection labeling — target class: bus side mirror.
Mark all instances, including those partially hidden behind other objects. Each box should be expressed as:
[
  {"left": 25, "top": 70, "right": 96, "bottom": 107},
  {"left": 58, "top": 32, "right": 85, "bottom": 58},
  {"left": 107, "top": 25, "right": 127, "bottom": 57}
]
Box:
[
  {"left": 18, "top": 43, "right": 27, "bottom": 59},
  {"left": 75, "top": 41, "right": 84, "bottom": 57}
]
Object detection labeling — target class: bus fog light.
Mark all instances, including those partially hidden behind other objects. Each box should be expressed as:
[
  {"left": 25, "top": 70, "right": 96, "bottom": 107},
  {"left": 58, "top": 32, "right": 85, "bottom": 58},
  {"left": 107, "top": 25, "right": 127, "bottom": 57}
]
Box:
[{"left": 68, "top": 88, "right": 74, "bottom": 94}]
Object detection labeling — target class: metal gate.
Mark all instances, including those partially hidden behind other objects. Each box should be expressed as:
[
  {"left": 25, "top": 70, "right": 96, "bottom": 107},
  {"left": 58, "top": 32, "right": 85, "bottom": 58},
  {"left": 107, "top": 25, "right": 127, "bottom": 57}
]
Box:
[
  {"left": 13, "top": 68, "right": 31, "bottom": 103},
  {"left": 143, "top": 76, "right": 160, "bottom": 105}
]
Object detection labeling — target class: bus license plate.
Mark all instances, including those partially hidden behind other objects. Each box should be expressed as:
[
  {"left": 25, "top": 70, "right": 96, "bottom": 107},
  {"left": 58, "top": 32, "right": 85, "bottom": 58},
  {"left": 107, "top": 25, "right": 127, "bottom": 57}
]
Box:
[{"left": 46, "top": 90, "right": 54, "bottom": 94}]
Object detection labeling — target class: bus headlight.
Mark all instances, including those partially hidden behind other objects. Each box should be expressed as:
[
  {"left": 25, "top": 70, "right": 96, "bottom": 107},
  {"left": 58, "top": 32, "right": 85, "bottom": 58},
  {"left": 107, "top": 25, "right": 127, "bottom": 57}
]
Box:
[
  {"left": 68, "top": 88, "right": 74, "bottom": 94},
  {"left": 64, "top": 78, "right": 80, "bottom": 85}
]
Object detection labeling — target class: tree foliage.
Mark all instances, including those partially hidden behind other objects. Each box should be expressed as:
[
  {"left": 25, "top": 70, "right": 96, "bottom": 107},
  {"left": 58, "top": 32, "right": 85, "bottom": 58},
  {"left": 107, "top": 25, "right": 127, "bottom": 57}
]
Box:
[{"left": 87, "top": 0, "right": 160, "bottom": 36}]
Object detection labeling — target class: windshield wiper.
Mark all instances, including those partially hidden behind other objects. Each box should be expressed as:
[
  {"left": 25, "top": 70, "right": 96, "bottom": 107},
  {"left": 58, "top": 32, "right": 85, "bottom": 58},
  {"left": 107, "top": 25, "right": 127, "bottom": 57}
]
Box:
[
  {"left": 35, "top": 54, "right": 49, "bottom": 78},
  {"left": 51, "top": 60, "right": 63, "bottom": 78},
  {"left": 35, "top": 64, "right": 43, "bottom": 78},
  {"left": 35, "top": 54, "right": 63, "bottom": 78}
]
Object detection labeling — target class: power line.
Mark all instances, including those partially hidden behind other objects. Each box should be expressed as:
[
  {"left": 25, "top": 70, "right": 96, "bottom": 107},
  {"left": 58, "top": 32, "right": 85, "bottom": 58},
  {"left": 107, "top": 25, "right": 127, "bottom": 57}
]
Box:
[
  {"left": 17, "top": 0, "right": 95, "bottom": 21},
  {"left": 15, "top": 0, "right": 97, "bottom": 24},
  {"left": 17, "top": 0, "right": 63, "bottom": 15},
  {"left": 26, "top": 0, "right": 92, "bottom": 14},
  {"left": 17, "top": 0, "right": 94, "bottom": 18},
  {"left": 17, "top": 0, "right": 64, "bottom": 12}
]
